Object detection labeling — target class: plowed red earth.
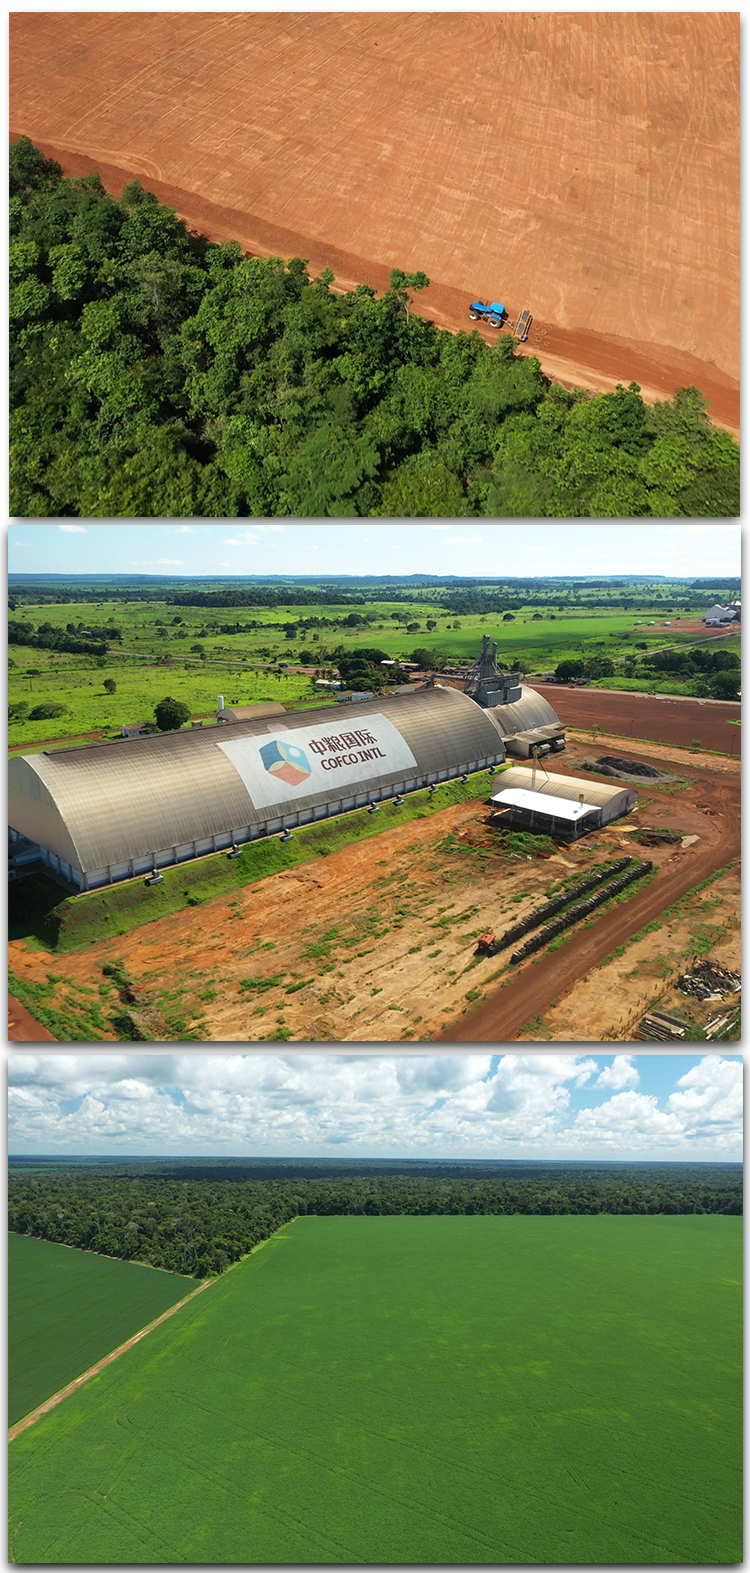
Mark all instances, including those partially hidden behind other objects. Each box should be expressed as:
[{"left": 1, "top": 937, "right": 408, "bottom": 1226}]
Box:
[
  {"left": 440, "top": 751, "right": 740, "bottom": 1044},
  {"left": 529, "top": 685, "right": 741, "bottom": 755},
  {"left": 9, "top": 12, "right": 739, "bottom": 430}
]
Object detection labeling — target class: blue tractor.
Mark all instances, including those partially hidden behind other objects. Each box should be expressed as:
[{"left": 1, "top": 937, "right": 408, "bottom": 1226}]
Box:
[{"left": 468, "top": 300, "right": 506, "bottom": 328}]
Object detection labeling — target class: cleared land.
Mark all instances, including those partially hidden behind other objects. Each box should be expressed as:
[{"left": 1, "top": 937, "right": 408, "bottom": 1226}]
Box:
[
  {"left": 7, "top": 734, "right": 740, "bottom": 1043},
  {"left": 9, "top": 13, "right": 739, "bottom": 428},
  {"left": 7, "top": 1215, "right": 742, "bottom": 1564},
  {"left": 531, "top": 684, "right": 741, "bottom": 754},
  {"left": 8, "top": 1232, "right": 200, "bottom": 1427}
]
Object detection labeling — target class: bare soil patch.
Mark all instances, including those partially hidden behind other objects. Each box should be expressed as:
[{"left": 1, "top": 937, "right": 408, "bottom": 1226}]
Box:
[
  {"left": 441, "top": 743, "right": 739, "bottom": 1043},
  {"left": 8, "top": 741, "right": 738, "bottom": 1044},
  {"left": 10, "top": 12, "right": 739, "bottom": 427},
  {"left": 531, "top": 686, "right": 741, "bottom": 755},
  {"left": 8, "top": 994, "right": 58, "bottom": 1042},
  {"left": 515, "top": 866, "right": 740, "bottom": 1043}
]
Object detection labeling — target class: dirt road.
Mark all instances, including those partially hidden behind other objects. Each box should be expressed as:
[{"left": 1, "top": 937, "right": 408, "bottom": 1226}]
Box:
[
  {"left": 530, "top": 686, "right": 741, "bottom": 755},
  {"left": 439, "top": 752, "right": 740, "bottom": 1043},
  {"left": 8, "top": 1281, "right": 210, "bottom": 1442},
  {"left": 8, "top": 995, "right": 58, "bottom": 1042},
  {"left": 9, "top": 12, "right": 739, "bottom": 429}
]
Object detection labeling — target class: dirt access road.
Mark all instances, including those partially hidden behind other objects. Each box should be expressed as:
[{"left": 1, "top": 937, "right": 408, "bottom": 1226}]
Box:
[
  {"left": 530, "top": 686, "right": 741, "bottom": 755},
  {"left": 8, "top": 995, "right": 58, "bottom": 1042},
  {"left": 440, "top": 746, "right": 740, "bottom": 1043},
  {"left": 9, "top": 12, "right": 739, "bottom": 429}
]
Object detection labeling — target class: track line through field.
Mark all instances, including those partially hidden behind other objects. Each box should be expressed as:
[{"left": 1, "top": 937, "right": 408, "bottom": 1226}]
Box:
[{"left": 8, "top": 1280, "right": 211, "bottom": 1444}]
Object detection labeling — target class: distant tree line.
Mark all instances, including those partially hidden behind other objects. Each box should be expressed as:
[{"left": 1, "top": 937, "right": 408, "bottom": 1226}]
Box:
[
  {"left": 8, "top": 619, "right": 107, "bottom": 656},
  {"left": 10, "top": 137, "right": 739, "bottom": 517},
  {"left": 8, "top": 1160, "right": 742, "bottom": 1279}
]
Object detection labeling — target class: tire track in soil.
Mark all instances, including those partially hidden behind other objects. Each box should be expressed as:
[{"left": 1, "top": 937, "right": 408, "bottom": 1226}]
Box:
[
  {"left": 438, "top": 757, "right": 739, "bottom": 1044},
  {"left": 8, "top": 1281, "right": 211, "bottom": 1444}
]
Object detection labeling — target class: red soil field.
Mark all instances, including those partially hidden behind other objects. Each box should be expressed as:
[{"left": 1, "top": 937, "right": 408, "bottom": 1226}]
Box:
[
  {"left": 9, "top": 12, "right": 739, "bottom": 430},
  {"left": 441, "top": 748, "right": 740, "bottom": 1043},
  {"left": 529, "top": 684, "right": 741, "bottom": 755}
]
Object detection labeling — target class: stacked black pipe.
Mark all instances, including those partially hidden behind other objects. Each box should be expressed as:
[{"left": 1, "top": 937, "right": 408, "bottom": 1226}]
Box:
[
  {"left": 510, "top": 861, "right": 653, "bottom": 964},
  {"left": 493, "top": 858, "right": 633, "bottom": 954}
]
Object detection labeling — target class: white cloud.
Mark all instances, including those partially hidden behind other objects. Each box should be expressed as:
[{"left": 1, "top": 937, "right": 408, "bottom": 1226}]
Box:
[
  {"left": 58, "top": 524, "right": 87, "bottom": 533},
  {"left": 446, "top": 535, "right": 482, "bottom": 546},
  {"left": 7, "top": 1055, "right": 741, "bottom": 1159},
  {"left": 595, "top": 1056, "right": 639, "bottom": 1091},
  {"left": 571, "top": 1090, "right": 684, "bottom": 1147},
  {"left": 668, "top": 1056, "right": 743, "bottom": 1136},
  {"left": 173, "top": 526, "right": 196, "bottom": 534},
  {"left": 224, "top": 533, "right": 260, "bottom": 547},
  {"left": 156, "top": 558, "right": 186, "bottom": 566}
]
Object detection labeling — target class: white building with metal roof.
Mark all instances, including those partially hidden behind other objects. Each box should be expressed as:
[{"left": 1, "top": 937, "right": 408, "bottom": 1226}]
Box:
[{"left": 490, "top": 765, "right": 636, "bottom": 840}]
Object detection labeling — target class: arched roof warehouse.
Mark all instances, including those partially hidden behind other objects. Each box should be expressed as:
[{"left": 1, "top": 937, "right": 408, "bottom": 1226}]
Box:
[
  {"left": 482, "top": 686, "right": 562, "bottom": 738},
  {"left": 9, "top": 686, "right": 515, "bottom": 890},
  {"left": 493, "top": 767, "right": 636, "bottom": 822}
]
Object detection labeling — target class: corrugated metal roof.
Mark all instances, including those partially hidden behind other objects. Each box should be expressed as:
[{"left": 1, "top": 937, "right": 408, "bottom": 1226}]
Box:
[
  {"left": 492, "top": 788, "right": 597, "bottom": 822},
  {"left": 497, "top": 766, "right": 636, "bottom": 811},
  {"left": 484, "top": 686, "right": 562, "bottom": 737},
  {"left": 219, "top": 701, "right": 286, "bottom": 721},
  {"left": 9, "top": 686, "right": 507, "bottom": 874}
]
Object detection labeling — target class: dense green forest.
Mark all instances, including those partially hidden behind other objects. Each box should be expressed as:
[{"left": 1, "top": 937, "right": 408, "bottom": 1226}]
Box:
[
  {"left": 8, "top": 1159, "right": 742, "bottom": 1278},
  {"left": 10, "top": 137, "right": 740, "bottom": 518}
]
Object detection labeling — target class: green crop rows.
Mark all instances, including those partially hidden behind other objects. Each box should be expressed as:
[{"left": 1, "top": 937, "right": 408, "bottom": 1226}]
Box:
[
  {"left": 8, "top": 1215, "right": 741, "bottom": 1564},
  {"left": 8, "top": 1232, "right": 200, "bottom": 1427}
]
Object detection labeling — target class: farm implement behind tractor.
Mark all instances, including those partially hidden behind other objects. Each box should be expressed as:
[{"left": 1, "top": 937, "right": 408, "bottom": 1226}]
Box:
[{"left": 467, "top": 301, "right": 533, "bottom": 341}]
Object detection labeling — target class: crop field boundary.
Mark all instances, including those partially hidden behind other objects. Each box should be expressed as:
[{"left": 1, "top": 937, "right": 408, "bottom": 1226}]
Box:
[{"left": 8, "top": 1279, "right": 211, "bottom": 1444}]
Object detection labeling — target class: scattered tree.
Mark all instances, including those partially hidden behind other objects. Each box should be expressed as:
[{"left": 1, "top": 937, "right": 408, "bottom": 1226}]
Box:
[{"left": 154, "top": 696, "right": 191, "bottom": 731}]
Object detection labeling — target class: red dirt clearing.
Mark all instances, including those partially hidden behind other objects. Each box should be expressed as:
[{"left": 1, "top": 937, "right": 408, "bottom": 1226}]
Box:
[
  {"left": 440, "top": 750, "right": 740, "bottom": 1044},
  {"left": 529, "top": 685, "right": 741, "bottom": 754},
  {"left": 9, "top": 13, "right": 739, "bottom": 430}
]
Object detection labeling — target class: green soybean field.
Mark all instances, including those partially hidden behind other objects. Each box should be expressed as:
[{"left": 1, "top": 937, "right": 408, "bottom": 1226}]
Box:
[
  {"left": 8, "top": 1215, "right": 741, "bottom": 1564},
  {"left": 8, "top": 1232, "right": 201, "bottom": 1427}
]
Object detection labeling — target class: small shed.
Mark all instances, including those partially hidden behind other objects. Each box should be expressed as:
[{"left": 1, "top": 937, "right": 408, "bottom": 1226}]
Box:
[{"left": 217, "top": 700, "right": 286, "bottom": 723}]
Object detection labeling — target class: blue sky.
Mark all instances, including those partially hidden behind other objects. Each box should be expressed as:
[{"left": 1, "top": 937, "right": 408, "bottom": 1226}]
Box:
[
  {"left": 8, "top": 523, "right": 741, "bottom": 580},
  {"left": 8, "top": 1053, "right": 742, "bottom": 1161}
]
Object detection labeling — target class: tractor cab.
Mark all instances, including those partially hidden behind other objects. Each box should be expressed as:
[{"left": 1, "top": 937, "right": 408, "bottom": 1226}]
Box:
[{"left": 468, "top": 300, "right": 506, "bottom": 327}]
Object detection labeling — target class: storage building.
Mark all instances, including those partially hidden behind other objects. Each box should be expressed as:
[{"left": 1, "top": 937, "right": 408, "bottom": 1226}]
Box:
[
  {"left": 490, "top": 765, "right": 636, "bottom": 840},
  {"left": 8, "top": 686, "right": 510, "bottom": 891}
]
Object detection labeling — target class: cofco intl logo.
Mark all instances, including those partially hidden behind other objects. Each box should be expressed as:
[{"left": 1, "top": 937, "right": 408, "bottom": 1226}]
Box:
[{"left": 259, "top": 738, "right": 313, "bottom": 787}]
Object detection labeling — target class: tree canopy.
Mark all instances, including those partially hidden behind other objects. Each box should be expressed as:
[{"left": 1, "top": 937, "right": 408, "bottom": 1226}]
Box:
[
  {"left": 154, "top": 696, "right": 191, "bottom": 731},
  {"left": 10, "top": 137, "right": 739, "bottom": 518},
  {"left": 8, "top": 1158, "right": 742, "bottom": 1278}
]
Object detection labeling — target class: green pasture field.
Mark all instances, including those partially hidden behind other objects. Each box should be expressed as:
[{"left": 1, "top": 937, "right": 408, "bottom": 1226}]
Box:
[
  {"left": 8, "top": 1232, "right": 200, "bottom": 1427},
  {"left": 8, "top": 594, "right": 705, "bottom": 746},
  {"left": 8, "top": 1215, "right": 741, "bottom": 1564}
]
